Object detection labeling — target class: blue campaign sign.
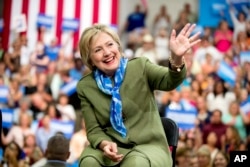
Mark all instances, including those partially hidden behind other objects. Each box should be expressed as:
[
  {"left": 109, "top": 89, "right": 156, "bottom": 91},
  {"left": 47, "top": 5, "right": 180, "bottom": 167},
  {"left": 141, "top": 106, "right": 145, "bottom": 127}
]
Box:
[
  {"left": 60, "top": 80, "right": 78, "bottom": 96},
  {"left": 0, "top": 18, "right": 3, "bottom": 32},
  {"left": 198, "top": 0, "right": 250, "bottom": 28},
  {"left": 1, "top": 108, "right": 14, "bottom": 129},
  {"left": 50, "top": 120, "right": 75, "bottom": 139},
  {"left": 165, "top": 100, "right": 197, "bottom": 130},
  {"left": 62, "top": 18, "right": 79, "bottom": 31},
  {"left": 37, "top": 14, "right": 53, "bottom": 28},
  {"left": 0, "top": 85, "right": 9, "bottom": 103},
  {"left": 240, "top": 96, "right": 250, "bottom": 114},
  {"left": 240, "top": 51, "right": 250, "bottom": 65},
  {"left": 216, "top": 60, "right": 236, "bottom": 87}
]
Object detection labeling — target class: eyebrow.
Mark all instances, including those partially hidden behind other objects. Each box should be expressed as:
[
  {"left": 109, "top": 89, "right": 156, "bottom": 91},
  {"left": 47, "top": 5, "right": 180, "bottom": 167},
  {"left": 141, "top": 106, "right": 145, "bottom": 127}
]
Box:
[{"left": 92, "top": 40, "right": 114, "bottom": 50}]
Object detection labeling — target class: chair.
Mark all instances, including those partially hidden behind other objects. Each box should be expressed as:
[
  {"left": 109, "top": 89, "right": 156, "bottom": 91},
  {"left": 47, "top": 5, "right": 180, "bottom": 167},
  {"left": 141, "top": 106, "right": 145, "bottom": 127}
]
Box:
[{"left": 161, "top": 117, "right": 179, "bottom": 167}]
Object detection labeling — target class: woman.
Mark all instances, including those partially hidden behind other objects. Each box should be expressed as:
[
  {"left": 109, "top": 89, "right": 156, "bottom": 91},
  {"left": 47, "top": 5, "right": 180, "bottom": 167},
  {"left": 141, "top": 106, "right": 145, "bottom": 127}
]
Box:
[
  {"left": 0, "top": 141, "right": 26, "bottom": 167},
  {"left": 206, "top": 79, "right": 236, "bottom": 115},
  {"left": 1, "top": 112, "right": 34, "bottom": 148},
  {"left": 221, "top": 126, "right": 242, "bottom": 154},
  {"left": 23, "top": 134, "right": 44, "bottom": 165},
  {"left": 76, "top": 23, "right": 200, "bottom": 167},
  {"left": 222, "top": 101, "right": 248, "bottom": 140},
  {"left": 213, "top": 20, "right": 233, "bottom": 53},
  {"left": 212, "top": 151, "right": 229, "bottom": 167}
]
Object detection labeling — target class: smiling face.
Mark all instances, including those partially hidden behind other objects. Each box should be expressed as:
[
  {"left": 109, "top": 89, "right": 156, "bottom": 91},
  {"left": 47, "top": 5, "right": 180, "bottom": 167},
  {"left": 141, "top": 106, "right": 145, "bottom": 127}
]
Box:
[
  {"left": 213, "top": 152, "right": 228, "bottom": 167},
  {"left": 90, "top": 32, "right": 121, "bottom": 76}
]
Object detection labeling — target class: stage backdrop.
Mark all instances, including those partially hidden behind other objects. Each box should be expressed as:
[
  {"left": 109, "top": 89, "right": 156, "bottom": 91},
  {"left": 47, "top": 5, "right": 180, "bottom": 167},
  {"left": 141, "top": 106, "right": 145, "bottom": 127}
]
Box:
[{"left": 1, "top": 0, "right": 119, "bottom": 54}]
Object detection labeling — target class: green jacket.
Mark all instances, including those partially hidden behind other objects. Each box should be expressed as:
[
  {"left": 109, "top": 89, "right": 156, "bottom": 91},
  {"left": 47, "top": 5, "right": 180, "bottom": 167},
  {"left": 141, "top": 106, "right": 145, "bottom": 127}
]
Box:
[{"left": 76, "top": 57, "right": 186, "bottom": 167}]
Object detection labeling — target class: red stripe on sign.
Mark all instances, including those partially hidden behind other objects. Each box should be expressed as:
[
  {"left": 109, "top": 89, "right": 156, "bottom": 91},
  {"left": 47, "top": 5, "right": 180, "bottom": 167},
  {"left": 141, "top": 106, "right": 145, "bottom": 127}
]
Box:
[
  {"left": 39, "top": 0, "right": 46, "bottom": 14},
  {"left": 92, "top": 0, "right": 99, "bottom": 24},
  {"left": 111, "top": 0, "right": 118, "bottom": 25},
  {"left": 2, "top": 0, "right": 12, "bottom": 50},
  {"left": 73, "top": 0, "right": 81, "bottom": 50},
  {"left": 21, "top": 0, "right": 29, "bottom": 34},
  {"left": 56, "top": 0, "right": 64, "bottom": 44}
]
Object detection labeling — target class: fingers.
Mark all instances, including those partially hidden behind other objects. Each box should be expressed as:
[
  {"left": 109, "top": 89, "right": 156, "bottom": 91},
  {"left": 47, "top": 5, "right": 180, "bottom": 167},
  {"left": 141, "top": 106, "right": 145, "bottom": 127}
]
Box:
[
  {"left": 103, "top": 142, "right": 124, "bottom": 162},
  {"left": 111, "top": 142, "right": 118, "bottom": 153},
  {"left": 104, "top": 151, "right": 124, "bottom": 162},
  {"left": 185, "top": 23, "right": 196, "bottom": 38},
  {"left": 189, "top": 32, "right": 201, "bottom": 47},
  {"left": 170, "top": 29, "right": 176, "bottom": 41},
  {"left": 179, "top": 23, "right": 191, "bottom": 36},
  {"left": 189, "top": 31, "right": 200, "bottom": 42}
]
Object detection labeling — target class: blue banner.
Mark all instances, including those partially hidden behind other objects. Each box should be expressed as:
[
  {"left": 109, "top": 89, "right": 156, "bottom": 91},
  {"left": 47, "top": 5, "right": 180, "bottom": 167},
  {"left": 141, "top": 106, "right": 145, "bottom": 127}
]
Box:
[
  {"left": 0, "top": 18, "right": 3, "bottom": 32},
  {"left": 1, "top": 108, "right": 14, "bottom": 129},
  {"left": 60, "top": 80, "right": 78, "bottom": 96},
  {"left": 240, "top": 96, "right": 250, "bottom": 114},
  {"left": 240, "top": 51, "right": 250, "bottom": 65},
  {"left": 216, "top": 60, "right": 236, "bottom": 87},
  {"left": 0, "top": 86, "right": 9, "bottom": 103},
  {"left": 199, "top": 0, "right": 250, "bottom": 28},
  {"left": 165, "top": 100, "right": 197, "bottom": 130},
  {"left": 50, "top": 120, "right": 75, "bottom": 139},
  {"left": 62, "top": 18, "right": 79, "bottom": 31},
  {"left": 37, "top": 14, "right": 53, "bottom": 28}
]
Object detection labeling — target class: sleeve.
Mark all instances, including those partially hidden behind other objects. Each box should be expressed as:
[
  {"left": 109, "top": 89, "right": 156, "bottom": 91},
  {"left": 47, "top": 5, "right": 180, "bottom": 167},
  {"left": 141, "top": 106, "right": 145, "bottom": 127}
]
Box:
[
  {"left": 144, "top": 58, "right": 186, "bottom": 91},
  {"left": 76, "top": 83, "right": 112, "bottom": 149},
  {"left": 229, "top": 7, "right": 239, "bottom": 27},
  {"left": 4, "top": 127, "right": 15, "bottom": 143}
]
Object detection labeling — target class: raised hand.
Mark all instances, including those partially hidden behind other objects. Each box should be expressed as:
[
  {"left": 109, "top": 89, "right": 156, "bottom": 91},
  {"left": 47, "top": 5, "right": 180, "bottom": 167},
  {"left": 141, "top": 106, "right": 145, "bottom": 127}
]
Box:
[{"left": 169, "top": 23, "right": 201, "bottom": 57}]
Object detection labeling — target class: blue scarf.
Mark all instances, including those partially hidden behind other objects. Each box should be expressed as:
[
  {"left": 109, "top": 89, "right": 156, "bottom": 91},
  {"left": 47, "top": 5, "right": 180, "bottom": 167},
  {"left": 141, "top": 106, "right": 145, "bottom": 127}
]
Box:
[{"left": 94, "top": 58, "right": 128, "bottom": 138}]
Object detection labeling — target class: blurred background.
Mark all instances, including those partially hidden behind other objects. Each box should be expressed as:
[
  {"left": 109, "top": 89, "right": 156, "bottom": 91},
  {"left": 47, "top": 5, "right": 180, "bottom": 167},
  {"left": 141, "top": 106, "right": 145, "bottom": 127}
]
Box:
[{"left": 0, "top": 0, "right": 250, "bottom": 167}]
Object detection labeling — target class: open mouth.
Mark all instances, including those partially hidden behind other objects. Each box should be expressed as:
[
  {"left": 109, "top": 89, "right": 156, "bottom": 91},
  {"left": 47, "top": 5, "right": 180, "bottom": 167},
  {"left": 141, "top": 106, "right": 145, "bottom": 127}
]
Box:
[{"left": 103, "top": 56, "right": 115, "bottom": 64}]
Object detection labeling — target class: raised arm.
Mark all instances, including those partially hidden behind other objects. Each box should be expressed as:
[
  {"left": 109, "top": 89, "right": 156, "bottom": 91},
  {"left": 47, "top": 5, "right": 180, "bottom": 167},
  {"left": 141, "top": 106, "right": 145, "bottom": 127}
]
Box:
[{"left": 169, "top": 23, "right": 201, "bottom": 71}]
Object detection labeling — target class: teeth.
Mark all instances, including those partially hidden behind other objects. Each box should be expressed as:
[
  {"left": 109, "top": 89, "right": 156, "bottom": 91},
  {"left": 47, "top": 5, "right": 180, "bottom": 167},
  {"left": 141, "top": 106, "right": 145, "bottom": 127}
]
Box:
[{"left": 104, "top": 57, "right": 114, "bottom": 63}]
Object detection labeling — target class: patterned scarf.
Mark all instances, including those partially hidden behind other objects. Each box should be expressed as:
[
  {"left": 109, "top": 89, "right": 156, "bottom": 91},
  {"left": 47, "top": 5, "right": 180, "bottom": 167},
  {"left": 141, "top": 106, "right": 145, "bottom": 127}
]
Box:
[{"left": 94, "top": 58, "right": 128, "bottom": 138}]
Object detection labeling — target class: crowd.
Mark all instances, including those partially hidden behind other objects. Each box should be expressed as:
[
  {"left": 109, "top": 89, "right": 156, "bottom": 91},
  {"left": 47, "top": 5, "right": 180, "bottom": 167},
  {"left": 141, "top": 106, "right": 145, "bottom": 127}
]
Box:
[{"left": 0, "top": 1, "right": 250, "bottom": 167}]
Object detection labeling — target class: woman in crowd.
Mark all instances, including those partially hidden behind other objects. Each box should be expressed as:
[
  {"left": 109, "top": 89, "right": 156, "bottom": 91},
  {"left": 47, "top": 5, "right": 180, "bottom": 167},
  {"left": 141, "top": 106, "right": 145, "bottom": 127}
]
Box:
[
  {"left": 23, "top": 134, "right": 44, "bottom": 165},
  {"left": 0, "top": 141, "right": 26, "bottom": 167},
  {"left": 76, "top": 23, "right": 200, "bottom": 167},
  {"left": 1, "top": 112, "right": 33, "bottom": 148},
  {"left": 222, "top": 101, "right": 249, "bottom": 140},
  {"left": 212, "top": 151, "right": 229, "bottom": 167}
]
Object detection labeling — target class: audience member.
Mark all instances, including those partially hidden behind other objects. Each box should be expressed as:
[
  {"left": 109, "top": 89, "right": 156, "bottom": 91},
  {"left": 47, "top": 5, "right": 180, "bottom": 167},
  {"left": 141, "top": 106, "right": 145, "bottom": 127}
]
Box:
[
  {"left": 42, "top": 134, "right": 70, "bottom": 167},
  {"left": 202, "top": 109, "right": 228, "bottom": 149},
  {"left": 67, "top": 119, "right": 89, "bottom": 164},
  {"left": 222, "top": 101, "right": 249, "bottom": 140},
  {"left": 36, "top": 115, "right": 57, "bottom": 153},
  {"left": 122, "top": 3, "right": 148, "bottom": 34},
  {"left": 175, "top": 146, "right": 191, "bottom": 167},
  {"left": 197, "top": 145, "right": 212, "bottom": 167},
  {"left": 206, "top": 79, "right": 236, "bottom": 115},
  {"left": 154, "top": 27, "right": 170, "bottom": 65},
  {"left": 212, "top": 151, "right": 229, "bottom": 167},
  {"left": 23, "top": 134, "right": 43, "bottom": 165},
  {"left": 221, "top": 125, "right": 244, "bottom": 154},
  {"left": 213, "top": 20, "right": 233, "bottom": 53},
  {"left": 0, "top": 141, "right": 26, "bottom": 167},
  {"left": 13, "top": 96, "right": 33, "bottom": 124},
  {"left": 56, "top": 93, "right": 76, "bottom": 121},
  {"left": 134, "top": 33, "right": 160, "bottom": 64},
  {"left": 1, "top": 112, "right": 34, "bottom": 148},
  {"left": 153, "top": 5, "right": 171, "bottom": 36}
]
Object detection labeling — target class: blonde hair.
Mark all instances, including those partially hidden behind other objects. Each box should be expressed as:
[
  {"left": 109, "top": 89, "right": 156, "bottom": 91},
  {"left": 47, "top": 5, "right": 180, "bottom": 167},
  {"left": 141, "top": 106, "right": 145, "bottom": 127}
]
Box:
[{"left": 78, "top": 24, "right": 122, "bottom": 70}]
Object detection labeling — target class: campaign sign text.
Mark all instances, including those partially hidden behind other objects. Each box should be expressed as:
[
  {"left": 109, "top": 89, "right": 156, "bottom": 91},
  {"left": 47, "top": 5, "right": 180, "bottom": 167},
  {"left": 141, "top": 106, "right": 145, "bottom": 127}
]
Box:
[{"left": 230, "top": 151, "right": 250, "bottom": 167}]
